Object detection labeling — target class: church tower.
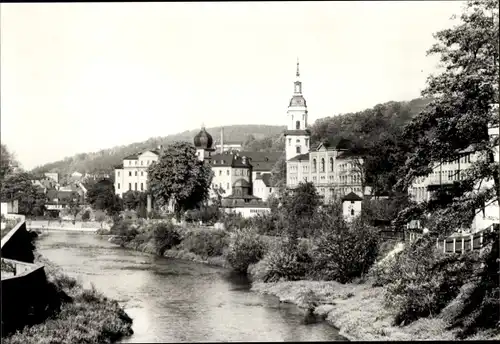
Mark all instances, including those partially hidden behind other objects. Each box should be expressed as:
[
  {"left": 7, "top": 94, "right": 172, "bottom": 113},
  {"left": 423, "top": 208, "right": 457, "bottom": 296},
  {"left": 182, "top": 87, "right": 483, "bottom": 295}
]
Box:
[{"left": 285, "top": 58, "right": 311, "bottom": 161}]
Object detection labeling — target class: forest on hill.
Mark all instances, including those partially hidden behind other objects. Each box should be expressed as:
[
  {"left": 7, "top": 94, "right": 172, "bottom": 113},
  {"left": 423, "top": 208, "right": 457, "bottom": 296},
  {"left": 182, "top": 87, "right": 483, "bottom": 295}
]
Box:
[
  {"left": 30, "top": 125, "right": 286, "bottom": 176},
  {"left": 31, "top": 97, "right": 431, "bottom": 188}
]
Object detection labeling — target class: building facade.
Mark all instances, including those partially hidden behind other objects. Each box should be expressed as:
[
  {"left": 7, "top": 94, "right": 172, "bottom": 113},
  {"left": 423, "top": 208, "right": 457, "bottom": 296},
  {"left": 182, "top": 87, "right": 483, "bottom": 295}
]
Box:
[
  {"left": 285, "top": 60, "right": 364, "bottom": 202},
  {"left": 114, "top": 148, "right": 161, "bottom": 197}
]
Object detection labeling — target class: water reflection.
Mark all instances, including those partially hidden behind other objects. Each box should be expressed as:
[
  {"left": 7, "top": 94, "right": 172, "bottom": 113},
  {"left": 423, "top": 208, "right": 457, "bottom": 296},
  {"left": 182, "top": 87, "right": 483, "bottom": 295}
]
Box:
[{"left": 36, "top": 232, "right": 346, "bottom": 343}]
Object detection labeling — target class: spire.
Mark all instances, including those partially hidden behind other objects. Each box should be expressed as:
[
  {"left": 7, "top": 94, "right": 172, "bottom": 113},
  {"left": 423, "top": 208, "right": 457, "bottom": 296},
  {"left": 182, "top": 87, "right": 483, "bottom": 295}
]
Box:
[
  {"left": 296, "top": 57, "right": 300, "bottom": 78},
  {"left": 201, "top": 122, "right": 205, "bottom": 129}
]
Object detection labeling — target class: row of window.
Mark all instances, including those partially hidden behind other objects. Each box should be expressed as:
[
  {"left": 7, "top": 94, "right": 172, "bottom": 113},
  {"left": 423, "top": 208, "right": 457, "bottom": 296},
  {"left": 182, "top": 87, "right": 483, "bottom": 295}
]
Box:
[
  {"left": 250, "top": 209, "right": 268, "bottom": 213},
  {"left": 127, "top": 159, "right": 154, "bottom": 166},
  {"left": 213, "top": 183, "right": 230, "bottom": 190},
  {"left": 289, "top": 159, "right": 356, "bottom": 173},
  {"left": 116, "top": 182, "right": 145, "bottom": 191},
  {"left": 317, "top": 187, "right": 362, "bottom": 196},
  {"left": 410, "top": 187, "right": 428, "bottom": 202},
  {"left": 217, "top": 169, "right": 250, "bottom": 176},
  {"left": 117, "top": 170, "right": 147, "bottom": 177},
  {"left": 444, "top": 154, "right": 472, "bottom": 165}
]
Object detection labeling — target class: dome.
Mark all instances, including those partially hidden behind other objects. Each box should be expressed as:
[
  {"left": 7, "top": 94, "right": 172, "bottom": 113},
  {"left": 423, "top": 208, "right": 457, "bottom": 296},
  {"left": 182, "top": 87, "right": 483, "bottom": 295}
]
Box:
[
  {"left": 289, "top": 95, "right": 307, "bottom": 107},
  {"left": 193, "top": 127, "right": 213, "bottom": 149}
]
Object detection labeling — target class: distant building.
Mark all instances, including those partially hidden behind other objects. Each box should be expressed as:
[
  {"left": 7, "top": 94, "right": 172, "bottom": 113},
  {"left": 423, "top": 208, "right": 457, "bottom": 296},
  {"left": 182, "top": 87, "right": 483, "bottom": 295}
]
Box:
[
  {"left": 71, "top": 171, "right": 83, "bottom": 179},
  {"left": 408, "top": 124, "right": 499, "bottom": 233},
  {"left": 45, "top": 189, "right": 83, "bottom": 212},
  {"left": 44, "top": 172, "right": 59, "bottom": 184},
  {"left": 253, "top": 173, "right": 277, "bottom": 202},
  {"left": 342, "top": 192, "right": 363, "bottom": 222},
  {"left": 113, "top": 147, "right": 162, "bottom": 197},
  {"left": 284, "top": 59, "right": 364, "bottom": 202},
  {"left": 1, "top": 200, "right": 19, "bottom": 216}
]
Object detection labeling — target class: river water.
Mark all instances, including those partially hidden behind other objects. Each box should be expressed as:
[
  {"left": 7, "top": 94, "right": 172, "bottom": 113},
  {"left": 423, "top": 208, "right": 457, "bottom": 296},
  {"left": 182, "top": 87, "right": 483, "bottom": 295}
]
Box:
[{"left": 36, "top": 231, "right": 346, "bottom": 343}]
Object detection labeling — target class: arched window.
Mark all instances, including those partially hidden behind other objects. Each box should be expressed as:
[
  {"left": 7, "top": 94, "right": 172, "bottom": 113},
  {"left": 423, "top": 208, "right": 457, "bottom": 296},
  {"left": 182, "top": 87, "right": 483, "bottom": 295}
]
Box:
[
  {"left": 329, "top": 158, "right": 333, "bottom": 172},
  {"left": 321, "top": 158, "right": 325, "bottom": 172},
  {"left": 296, "top": 139, "right": 300, "bottom": 143},
  {"left": 313, "top": 159, "right": 317, "bottom": 172},
  {"left": 296, "top": 121, "right": 300, "bottom": 130}
]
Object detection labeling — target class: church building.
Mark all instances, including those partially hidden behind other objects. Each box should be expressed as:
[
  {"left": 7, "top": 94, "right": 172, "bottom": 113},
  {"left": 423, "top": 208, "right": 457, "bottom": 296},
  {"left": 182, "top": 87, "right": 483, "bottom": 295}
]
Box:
[{"left": 284, "top": 60, "right": 364, "bottom": 203}]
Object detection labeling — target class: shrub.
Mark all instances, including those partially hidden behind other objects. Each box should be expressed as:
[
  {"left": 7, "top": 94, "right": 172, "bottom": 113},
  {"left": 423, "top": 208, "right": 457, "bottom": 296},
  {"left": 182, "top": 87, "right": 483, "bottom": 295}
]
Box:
[
  {"left": 260, "top": 239, "right": 313, "bottom": 282},
  {"left": 384, "top": 237, "right": 478, "bottom": 326},
  {"left": 150, "top": 222, "right": 181, "bottom": 255},
  {"left": 311, "top": 217, "right": 379, "bottom": 283},
  {"left": 225, "top": 228, "right": 267, "bottom": 273},
  {"left": 180, "top": 229, "right": 229, "bottom": 258},
  {"left": 81, "top": 210, "right": 90, "bottom": 221},
  {"left": 222, "top": 213, "right": 252, "bottom": 231},
  {"left": 110, "top": 219, "right": 138, "bottom": 240}
]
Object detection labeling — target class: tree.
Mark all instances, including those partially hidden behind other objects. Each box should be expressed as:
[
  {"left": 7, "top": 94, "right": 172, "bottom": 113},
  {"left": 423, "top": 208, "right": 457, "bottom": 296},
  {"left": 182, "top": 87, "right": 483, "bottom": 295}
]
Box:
[
  {"left": 86, "top": 179, "right": 119, "bottom": 214},
  {"left": 398, "top": 0, "right": 499, "bottom": 236},
  {"left": 0, "top": 172, "right": 46, "bottom": 216},
  {"left": 123, "top": 190, "right": 143, "bottom": 210},
  {"left": 0, "top": 144, "right": 17, "bottom": 180},
  {"left": 270, "top": 154, "right": 287, "bottom": 193},
  {"left": 147, "top": 141, "right": 214, "bottom": 220},
  {"left": 67, "top": 192, "right": 82, "bottom": 221}
]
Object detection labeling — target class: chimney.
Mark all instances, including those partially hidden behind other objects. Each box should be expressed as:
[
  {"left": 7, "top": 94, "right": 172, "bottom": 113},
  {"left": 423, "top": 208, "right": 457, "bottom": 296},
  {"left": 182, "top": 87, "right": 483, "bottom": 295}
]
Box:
[{"left": 220, "top": 127, "right": 224, "bottom": 154}]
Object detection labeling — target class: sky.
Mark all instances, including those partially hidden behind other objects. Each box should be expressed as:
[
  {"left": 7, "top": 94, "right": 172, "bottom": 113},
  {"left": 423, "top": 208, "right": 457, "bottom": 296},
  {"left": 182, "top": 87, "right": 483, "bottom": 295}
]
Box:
[{"left": 1, "top": 1, "right": 466, "bottom": 170}]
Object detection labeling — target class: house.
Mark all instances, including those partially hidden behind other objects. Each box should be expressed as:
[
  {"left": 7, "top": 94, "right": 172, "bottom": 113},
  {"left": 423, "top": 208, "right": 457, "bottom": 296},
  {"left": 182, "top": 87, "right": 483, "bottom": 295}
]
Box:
[
  {"left": 253, "top": 173, "right": 276, "bottom": 202},
  {"left": 113, "top": 147, "right": 162, "bottom": 197},
  {"left": 45, "top": 189, "right": 83, "bottom": 212},
  {"left": 342, "top": 192, "right": 363, "bottom": 222},
  {"left": 44, "top": 172, "right": 59, "bottom": 183}
]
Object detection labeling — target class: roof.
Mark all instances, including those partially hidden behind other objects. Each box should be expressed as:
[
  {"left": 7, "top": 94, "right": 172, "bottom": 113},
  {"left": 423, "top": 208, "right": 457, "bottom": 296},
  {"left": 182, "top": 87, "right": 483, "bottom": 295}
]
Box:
[
  {"left": 233, "top": 178, "right": 251, "bottom": 188},
  {"left": 284, "top": 129, "right": 311, "bottom": 136},
  {"left": 288, "top": 153, "right": 310, "bottom": 162},
  {"left": 194, "top": 127, "right": 214, "bottom": 150},
  {"left": 314, "top": 137, "right": 353, "bottom": 151},
  {"left": 256, "top": 173, "right": 275, "bottom": 187},
  {"left": 342, "top": 192, "right": 363, "bottom": 202},
  {"left": 123, "top": 154, "right": 139, "bottom": 160},
  {"left": 209, "top": 153, "right": 252, "bottom": 168},
  {"left": 237, "top": 151, "right": 282, "bottom": 163},
  {"left": 289, "top": 95, "right": 307, "bottom": 107}
]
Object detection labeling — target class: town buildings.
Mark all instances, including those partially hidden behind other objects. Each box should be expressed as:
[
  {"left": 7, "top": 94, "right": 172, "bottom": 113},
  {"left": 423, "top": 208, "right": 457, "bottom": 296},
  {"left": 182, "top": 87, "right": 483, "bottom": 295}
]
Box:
[{"left": 284, "top": 60, "right": 364, "bottom": 202}]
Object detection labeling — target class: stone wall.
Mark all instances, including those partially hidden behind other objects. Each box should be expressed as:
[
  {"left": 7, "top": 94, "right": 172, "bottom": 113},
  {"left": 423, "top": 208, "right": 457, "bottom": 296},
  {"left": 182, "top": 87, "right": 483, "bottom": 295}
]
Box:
[{"left": 1, "top": 220, "right": 36, "bottom": 263}]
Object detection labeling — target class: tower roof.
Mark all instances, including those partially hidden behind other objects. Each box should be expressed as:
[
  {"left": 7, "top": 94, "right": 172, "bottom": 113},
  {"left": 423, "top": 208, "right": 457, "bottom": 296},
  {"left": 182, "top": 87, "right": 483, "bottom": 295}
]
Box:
[{"left": 193, "top": 126, "right": 214, "bottom": 149}]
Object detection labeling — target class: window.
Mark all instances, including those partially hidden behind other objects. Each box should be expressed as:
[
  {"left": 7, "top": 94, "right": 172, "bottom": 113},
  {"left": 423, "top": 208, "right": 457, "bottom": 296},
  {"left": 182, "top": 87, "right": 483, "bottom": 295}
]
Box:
[
  {"left": 129, "top": 161, "right": 131, "bottom": 166},
  {"left": 313, "top": 159, "right": 317, "bottom": 172},
  {"left": 129, "top": 171, "right": 132, "bottom": 177},
  {"left": 269, "top": 188, "right": 272, "bottom": 192},
  {"left": 288, "top": 138, "right": 291, "bottom": 146},
  {"left": 147, "top": 160, "right": 149, "bottom": 165},
  {"left": 135, "top": 160, "right": 138, "bottom": 165},
  {"left": 135, "top": 171, "right": 138, "bottom": 176},
  {"left": 329, "top": 158, "right": 334, "bottom": 172},
  {"left": 141, "top": 183, "right": 143, "bottom": 191},
  {"left": 296, "top": 146, "right": 301, "bottom": 154},
  {"left": 117, "top": 183, "right": 120, "bottom": 189},
  {"left": 141, "top": 171, "right": 144, "bottom": 176},
  {"left": 118, "top": 171, "right": 120, "bottom": 177},
  {"left": 141, "top": 160, "right": 143, "bottom": 165},
  {"left": 128, "top": 183, "right": 131, "bottom": 191},
  {"left": 227, "top": 183, "right": 229, "bottom": 189},
  {"left": 302, "top": 114, "right": 305, "bottom": 120},
  {"left": 296, "top": 121, "right": 300, "bottom": 130},
  {"left": 227, "top": 170, "right": 230, "bottom": 176},
  {"left": 351, "top": 209, "right": 355, "bottom": 216},
  {"left": 321, "top": 158, "right": 325, "bottom": 172},
  {"left": 134, "top": 183, "right": 137, "bottom": 191},
  {"left": 305, "top": 138, "right": 309, "bottom": 147}
]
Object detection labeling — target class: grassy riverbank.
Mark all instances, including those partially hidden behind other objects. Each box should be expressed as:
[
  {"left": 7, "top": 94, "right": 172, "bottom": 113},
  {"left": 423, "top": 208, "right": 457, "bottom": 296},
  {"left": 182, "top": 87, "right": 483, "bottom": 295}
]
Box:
[{"left": 3, "top": 253, "right": 133, "bottom": 344}]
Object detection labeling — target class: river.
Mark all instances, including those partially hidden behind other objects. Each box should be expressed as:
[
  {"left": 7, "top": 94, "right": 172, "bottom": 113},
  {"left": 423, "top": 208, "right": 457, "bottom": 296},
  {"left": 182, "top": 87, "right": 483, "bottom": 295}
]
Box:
[{"left": 36, "top": 231, "right": 346, "bottom": 342}]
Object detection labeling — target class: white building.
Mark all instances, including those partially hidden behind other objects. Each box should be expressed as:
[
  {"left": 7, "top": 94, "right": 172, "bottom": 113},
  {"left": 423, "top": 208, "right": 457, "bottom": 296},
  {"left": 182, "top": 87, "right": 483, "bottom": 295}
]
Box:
[
  {"left": 342, "top": 192, "right": 363, "bottom": 222},
  {"left": 409, "top": 125, "right": 500, "bottom": 233},
  {"left": 285, "top": 59, "right": 364, "bottom": 202},
  {"left": 114, "top": 148, "right": 161, "bottom": 197},
  {"left": 253, "top": 173, "right": 276, "bottom": 202}
]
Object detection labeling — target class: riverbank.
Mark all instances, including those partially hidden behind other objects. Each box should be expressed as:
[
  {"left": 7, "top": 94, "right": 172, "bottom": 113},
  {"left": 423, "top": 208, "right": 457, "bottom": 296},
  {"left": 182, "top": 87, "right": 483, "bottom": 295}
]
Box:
[
  {"left": 251, "top": 280, "right": 499, "bottom": 341},
  {"left": 2, "top": 252, "right": 134, "bottom": 344}
]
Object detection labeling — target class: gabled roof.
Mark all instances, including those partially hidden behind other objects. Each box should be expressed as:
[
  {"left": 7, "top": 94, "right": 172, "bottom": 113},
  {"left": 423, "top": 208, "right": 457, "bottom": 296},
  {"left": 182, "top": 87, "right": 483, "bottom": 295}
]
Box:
[
  {"left": 313, "top": 137, "right": 353, "bottom": 151},
  {"left": 256, "top": 173, "right": 275, "bottom": 187},
  {"left": 342, "top": 192, "right": 363, "bottom": 202},
  {"left": 288, "top": 153, "right": 310, "bottom": 162}
]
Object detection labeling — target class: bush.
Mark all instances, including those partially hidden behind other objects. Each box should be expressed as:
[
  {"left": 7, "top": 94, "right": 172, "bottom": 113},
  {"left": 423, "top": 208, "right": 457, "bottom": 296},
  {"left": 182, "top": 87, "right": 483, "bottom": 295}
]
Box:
[
  {"left": 225, "top": 228, "right": 267, "bottom": 273},
  {"left": 222, "top": 213, "right": 252, "bottom": 231},
  {"left": 151, "top": 222, "right": 181, "bottom": 255},
  {"left": 260, "top": 239, "right": 313, "bottom": 282},
  {"left": 311, "top": 217, "right": 379, "bottom": 283},
  {"left": 81, "top": 210, "right": 90, "bottom": 221},
  {"left": 180, "top": 229, "right": 229, "bottom": 258},
  {"left": 384, "top": 237, "right": 478, "bottom": 326},
  {"left": 110, "top": 219, "right": 138, "bottom": 238},
  {"left": 184, "top": 206, "right": 220, "bottom": 225}
]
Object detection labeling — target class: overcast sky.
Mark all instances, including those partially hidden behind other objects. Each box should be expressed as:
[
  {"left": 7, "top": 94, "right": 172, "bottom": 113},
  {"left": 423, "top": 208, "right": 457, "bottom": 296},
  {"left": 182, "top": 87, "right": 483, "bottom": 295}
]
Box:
[{"left": 1, "top": 1, "right": 465, "bottom": 170}]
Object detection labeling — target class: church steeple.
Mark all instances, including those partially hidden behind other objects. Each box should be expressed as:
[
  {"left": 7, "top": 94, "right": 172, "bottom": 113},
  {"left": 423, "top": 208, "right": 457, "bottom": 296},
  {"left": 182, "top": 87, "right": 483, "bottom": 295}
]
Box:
[{"left": 294, "top": 58, "right": 302, "bottom": 95}]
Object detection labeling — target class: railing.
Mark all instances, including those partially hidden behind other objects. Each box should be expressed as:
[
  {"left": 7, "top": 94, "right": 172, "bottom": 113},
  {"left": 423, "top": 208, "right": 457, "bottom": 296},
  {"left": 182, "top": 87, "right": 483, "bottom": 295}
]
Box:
[{"left": 436, "top": 224, "right": 498, "bottom": 254}]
